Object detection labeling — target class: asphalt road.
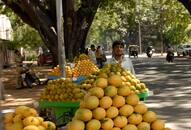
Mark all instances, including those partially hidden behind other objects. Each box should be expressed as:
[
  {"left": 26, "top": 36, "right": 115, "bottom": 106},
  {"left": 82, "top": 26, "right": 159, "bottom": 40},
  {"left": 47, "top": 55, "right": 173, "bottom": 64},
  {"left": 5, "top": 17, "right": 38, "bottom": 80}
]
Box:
[{"left": 132, "top": 55, "right": 191, "bottom": 130}]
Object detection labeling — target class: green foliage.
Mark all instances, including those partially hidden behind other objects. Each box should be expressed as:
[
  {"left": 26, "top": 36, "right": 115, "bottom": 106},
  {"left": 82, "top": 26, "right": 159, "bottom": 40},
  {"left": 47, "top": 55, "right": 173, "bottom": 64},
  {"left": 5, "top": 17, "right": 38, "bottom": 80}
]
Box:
[
  {"left": 1, "top": 0, "right": 191, "bottom": 51},
  {"left": 26, "top": 54, "right": 37, "bottom": 61},
  {"left": 11, "top": 24, "right": 43, "bottom": 48},
  {"left": 87, "top": 0, "right": 191, "bottom": 48},
  {"left": 74, "top": 0, "right": 82, "bottom": 11},
  {"left": 0, "top": 4, "right": 43, "bottom": 49},
  {"left": 164, "top": 24, "right": 191, "bottom": 44},
  {"left": 158, "top": 0, "right": 191, "bottom": 44},
  {"left": 87, "top": 0, "right": 136, "bottom": 46}
]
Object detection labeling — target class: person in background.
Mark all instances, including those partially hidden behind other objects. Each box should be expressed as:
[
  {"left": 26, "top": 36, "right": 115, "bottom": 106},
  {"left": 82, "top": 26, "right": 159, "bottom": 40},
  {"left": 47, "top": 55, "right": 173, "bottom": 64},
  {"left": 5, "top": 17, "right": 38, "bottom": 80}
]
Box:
[
  {"left": 85, "top": 48, "right": 89, "bottom": 55},
  {"left": 95, "top": 46, "right": 104, "bottom": 68},
  {"left": 37, "top": 46, "right": 44, "bottom": 66},
  {"left": 146, "top": 45, "right": 154, "bottom": 58},
  {"left": 107, "top": 40, "right": 135, "bottom": 75},
  {"left": 20, "top": 47, "right": 26, "bottom": 61},
  {"left": 166, "top": 46, "right": 174, "bottom": 63},
  {"left": 14, "top": 49, "right": 23, "bottom": 89},
  {"left": 38, "top": 46, "right": 43, "bottom": 56},
  {"left": 88, "top": 44, "right": 97, "bottom": 64}
]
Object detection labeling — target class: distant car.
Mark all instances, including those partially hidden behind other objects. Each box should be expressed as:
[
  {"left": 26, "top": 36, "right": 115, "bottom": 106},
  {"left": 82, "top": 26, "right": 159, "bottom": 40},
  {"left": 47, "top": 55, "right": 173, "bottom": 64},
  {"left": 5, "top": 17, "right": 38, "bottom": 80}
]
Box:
[
  {"left": 177, "top": 44, "right": 191, "bottom": 56},
  {"left": 184, "top": 44, "right": 191, "bottom": 56},
  {"left": 177, "top": 45, "right": 185, "bottom": 56}
]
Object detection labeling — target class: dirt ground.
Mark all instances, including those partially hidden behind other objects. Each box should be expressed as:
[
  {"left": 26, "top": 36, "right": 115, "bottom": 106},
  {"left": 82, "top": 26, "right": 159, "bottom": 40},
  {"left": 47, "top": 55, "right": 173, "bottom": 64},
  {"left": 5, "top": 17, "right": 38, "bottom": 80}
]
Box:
[{"left": 0, "top": 66, "right": 52, "bottom": 109}]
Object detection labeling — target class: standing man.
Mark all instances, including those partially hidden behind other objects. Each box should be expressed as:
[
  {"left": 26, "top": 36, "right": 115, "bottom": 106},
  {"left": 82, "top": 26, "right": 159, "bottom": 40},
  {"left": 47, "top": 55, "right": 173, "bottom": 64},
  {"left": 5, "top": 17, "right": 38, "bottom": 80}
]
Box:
[
  {"left": 14, "top": 49, "right": 23, "bottom": 89},
  {"left": 95, "top": 46, "right": 104, "bottom": 68},
  {"left": 88, "top": 44, "right": 97, "bottom": 64},
  {"left": 37, "top": 46, "right": 44, "bottom": 66},
  {"left": 166, "top": 46, "right": 174, "bottom": 63},
  {"left": 107, "top": 40, "right": 135, "bottom": 75}
]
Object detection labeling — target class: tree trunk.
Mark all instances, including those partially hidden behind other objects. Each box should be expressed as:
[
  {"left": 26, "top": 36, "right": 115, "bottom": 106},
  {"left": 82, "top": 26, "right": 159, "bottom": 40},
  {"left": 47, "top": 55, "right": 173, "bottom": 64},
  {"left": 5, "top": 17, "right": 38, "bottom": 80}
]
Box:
[
  {"left": 63, "top": 0, "right": 101, "bottom": 62},
  {"left": 2, "top": 0, "right": 59, "bottom": 65},
  {"left": 3, "top": 0, "right": 101, "bottom": 64}
]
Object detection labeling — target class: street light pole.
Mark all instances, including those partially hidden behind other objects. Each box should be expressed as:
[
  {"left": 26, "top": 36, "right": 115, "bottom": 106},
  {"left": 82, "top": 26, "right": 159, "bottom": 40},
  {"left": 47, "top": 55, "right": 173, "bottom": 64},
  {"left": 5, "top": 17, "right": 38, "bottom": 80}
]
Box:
[
  {"left": 159, "top": 7, "right": 164, "bottom": 56},
  {"left": 138, "top": 21, "right": 142, "bottom": 54},
  {"left": 136, "top": 0, "right": 142, "bottom": 54},
  {"left": 56, "top": 0, "right": 66, "bottom": 76}
]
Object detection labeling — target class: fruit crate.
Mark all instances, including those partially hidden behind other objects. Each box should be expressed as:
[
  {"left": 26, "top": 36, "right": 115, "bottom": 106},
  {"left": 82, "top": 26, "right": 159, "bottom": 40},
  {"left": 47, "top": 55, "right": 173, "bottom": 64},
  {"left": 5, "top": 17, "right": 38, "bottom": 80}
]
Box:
[
  {"left": 72, "top": 76, "right": 86, "bottom": 84},
  {"left": 137, "top": 91, "right": 149, "bottom": 101},
  {"left": 48, "top": 76, "right": 64, "bottom": 80},
  {"left": 38, "top": 100, "right": 80, "bottom": 126}
]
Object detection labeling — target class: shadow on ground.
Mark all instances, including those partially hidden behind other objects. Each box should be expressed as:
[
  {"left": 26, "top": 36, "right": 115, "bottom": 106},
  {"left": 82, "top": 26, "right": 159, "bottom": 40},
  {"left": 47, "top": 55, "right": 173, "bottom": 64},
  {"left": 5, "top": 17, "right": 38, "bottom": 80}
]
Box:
[
  {"left": 133, "top": 57, "right": 191, "bottom": 130},
  {"left": 1, "top": 66, "right": 51, "bottom": 109}
]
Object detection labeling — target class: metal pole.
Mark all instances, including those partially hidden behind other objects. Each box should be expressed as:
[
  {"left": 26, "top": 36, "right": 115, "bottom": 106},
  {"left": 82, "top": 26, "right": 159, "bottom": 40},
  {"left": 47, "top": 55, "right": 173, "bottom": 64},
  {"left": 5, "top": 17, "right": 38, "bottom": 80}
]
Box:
[
  {"left": 160, "top": 28, "right": 163, "bottom": 56},
  {"left": 56, "top": 0, "right": 66, "bottom": 77},
  {"left": 136, "top": 0, "right": 142, "bottom": 54},
  {"left": 159, "top": 5, "right": 164, "bottom": 56},
  {"left": 138, "top": 21, "right": 142, "bottom": 54}
]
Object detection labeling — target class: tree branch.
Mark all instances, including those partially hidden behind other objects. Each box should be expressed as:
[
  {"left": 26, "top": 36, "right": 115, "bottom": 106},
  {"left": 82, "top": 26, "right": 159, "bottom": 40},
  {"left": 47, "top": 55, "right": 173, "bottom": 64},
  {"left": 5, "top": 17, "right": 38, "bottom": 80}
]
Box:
[
  {"left": 178, "top": 0, "right": 191, "bottom": 14},
  {"left": 2, "top": 0, "right": 35, "bottom": 28}
]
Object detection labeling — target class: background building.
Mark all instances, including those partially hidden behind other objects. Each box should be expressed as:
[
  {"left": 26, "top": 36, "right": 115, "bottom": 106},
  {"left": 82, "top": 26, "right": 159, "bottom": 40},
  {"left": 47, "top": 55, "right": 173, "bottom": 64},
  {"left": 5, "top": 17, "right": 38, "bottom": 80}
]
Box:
[{"left": 0, "top": 14, "right": 13, "bottom": 67}]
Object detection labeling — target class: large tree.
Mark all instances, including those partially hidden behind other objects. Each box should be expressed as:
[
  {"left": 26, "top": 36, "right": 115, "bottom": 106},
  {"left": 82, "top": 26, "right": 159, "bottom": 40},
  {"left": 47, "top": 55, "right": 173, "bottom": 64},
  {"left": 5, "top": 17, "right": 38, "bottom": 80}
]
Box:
[
  {"left": 1, "top": 0, "right": 191, "bottom": 64},
  {"left": 2, "top": 0, "right": 101, "bottom": 64},
  {"left": 88, "top": 0, "right": 191, "bottom": 50},
  {"left": 178, "top": 0, "right": 191, "bottom": 14}
]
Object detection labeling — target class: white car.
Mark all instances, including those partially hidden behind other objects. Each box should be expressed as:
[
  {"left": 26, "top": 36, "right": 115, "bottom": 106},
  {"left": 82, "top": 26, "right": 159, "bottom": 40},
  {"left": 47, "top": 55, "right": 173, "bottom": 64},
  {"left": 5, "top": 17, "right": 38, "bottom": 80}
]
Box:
[{"left": 177, "top": 44, "right": 191, "bottom": 56}]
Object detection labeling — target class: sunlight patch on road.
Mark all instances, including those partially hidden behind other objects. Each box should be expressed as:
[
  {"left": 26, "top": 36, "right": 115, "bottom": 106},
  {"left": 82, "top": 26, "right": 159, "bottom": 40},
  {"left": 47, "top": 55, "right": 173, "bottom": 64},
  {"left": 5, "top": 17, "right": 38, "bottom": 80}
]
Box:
[
  {"left": 1, "top": 109, "right": 15, "bottom": 113},
  {"left": 5, "top": 94, "right": 11, "bottom": 97},
  {"left": 1, "top": 98, "right": 35, "bottom": 107},
  {"left": 166, "top": 123, "right": 177, "bottom": 130},
  {"left": 145, "top": 103, "right": 162, "bottom": 108},
  {"left": 0, "top": 78, "right": 9, "bottom": 82},
  {"left": 176, "top": 64, "right": 191, "bottom": 67},
  {"left": 16, "top": 98, "right": 33, "bottom": 101},
  {"left": 171, "top": 70, "right": 182, "bottom": 73},
  {"left": 177, "top": 103, "right": 191, "bottom": 109},
  {"left": 174, "top": 119, "right": 191, "bottom": 130},
  {"left": 146, "top": 102, "right": 175, "bottom": 109}
]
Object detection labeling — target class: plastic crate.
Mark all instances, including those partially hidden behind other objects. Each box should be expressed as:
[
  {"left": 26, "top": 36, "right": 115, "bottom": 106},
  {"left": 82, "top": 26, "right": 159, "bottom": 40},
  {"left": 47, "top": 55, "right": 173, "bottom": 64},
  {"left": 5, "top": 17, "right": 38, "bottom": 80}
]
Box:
[
  {"left": 38, "top": 100, "right": 80, "bottom": 125},
  {"left": 47, "top": 76, "right": 64, "bottom": 80},
  {"left": 72, "top": 76, "right": 86, "bottom": 84},
  {"left": 137, "top": 91, "right": 149, "bottom": 101}
]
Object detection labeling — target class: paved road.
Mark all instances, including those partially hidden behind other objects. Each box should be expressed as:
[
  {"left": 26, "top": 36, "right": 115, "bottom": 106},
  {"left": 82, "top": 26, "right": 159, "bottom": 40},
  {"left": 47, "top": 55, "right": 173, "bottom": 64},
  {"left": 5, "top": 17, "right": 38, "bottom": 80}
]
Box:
[{"left": 132, "top": 56, "right": 191, "bottom": 130}]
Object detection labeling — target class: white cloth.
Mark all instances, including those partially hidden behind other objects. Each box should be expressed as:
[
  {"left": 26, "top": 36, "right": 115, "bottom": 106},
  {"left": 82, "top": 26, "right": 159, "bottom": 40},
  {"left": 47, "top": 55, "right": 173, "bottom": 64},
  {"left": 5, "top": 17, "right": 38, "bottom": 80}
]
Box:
[
  {"left": 38, "top": 47, "right": 43, "bottom": 56},
  {"left": 88, "top": 50, "right": 97, "bottom": 64},
  {"left": 107, "top": 57, "right": 136, "bottom": 75}
]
